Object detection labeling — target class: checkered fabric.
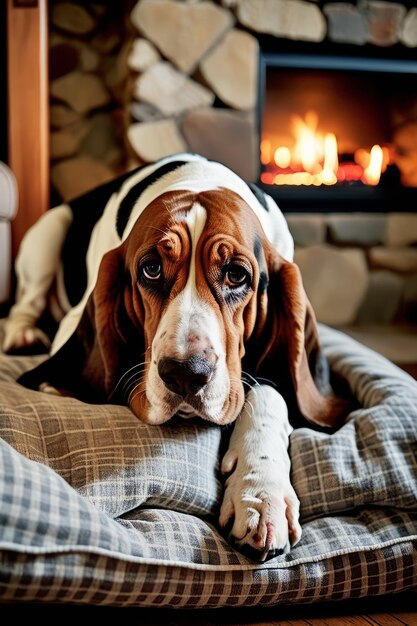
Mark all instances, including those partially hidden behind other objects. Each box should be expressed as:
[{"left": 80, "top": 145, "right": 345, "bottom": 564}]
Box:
[
  {"left": 0, "top": 353, "right": 222, "bottom": 519},
  {"left": 0, "top": 325, "right": 416, "bottom": 607}
]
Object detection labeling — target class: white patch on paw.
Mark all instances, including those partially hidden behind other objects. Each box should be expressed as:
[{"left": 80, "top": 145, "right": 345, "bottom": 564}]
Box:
[{"left": 219, "top": 386, "right": 302, "bottom": 561}]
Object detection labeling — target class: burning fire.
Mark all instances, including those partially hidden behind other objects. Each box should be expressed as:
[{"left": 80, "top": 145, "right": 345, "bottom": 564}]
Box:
[{"left": 261, "top": 111, "right": 389, "bottom": 187}]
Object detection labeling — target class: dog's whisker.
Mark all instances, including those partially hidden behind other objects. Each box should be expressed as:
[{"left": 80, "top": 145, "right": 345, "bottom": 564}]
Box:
[
  {"left": 120, "top": 368, "right": 147, "bottom": 395},
  {"left": 254, "top": 376, "right": 278, "bottom": 389},
  {"left": 123, "top": 378, "right": 144, "bottom": 401},
  {"left": 125, "top": 375, "right": 147, "bottom": 399},
  {"left": 245, "top": 400, "right": 255, "bottom": 417},
  {"left": 241, "top": 371, "right": 261, "bottom": 387},
  {"left": 228, "top": 374, "right": 254, "bottom": 393},
  {"left": 112, "top": 361, "right": 150, "bottom": 396},
  {"left": 128, "top": 385, "right": 148, "bottom": 407},
  {"left": 127, "top": 387, "right": 140, "bottom": 405},
  {"left": 113, "top": 362, "right": 146, "bottom": 386},
  {"left": 226, "top": 377, "right": 243, "bottom": 399}
]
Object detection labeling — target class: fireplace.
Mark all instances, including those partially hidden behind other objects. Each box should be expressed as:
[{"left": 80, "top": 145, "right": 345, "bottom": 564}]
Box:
[{"left": 257, "top": 50, "right": 417, "bottom": 212}]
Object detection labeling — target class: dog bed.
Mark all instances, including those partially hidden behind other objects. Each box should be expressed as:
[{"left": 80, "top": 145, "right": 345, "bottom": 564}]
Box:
[{"left": 0, "top": 324, "right": 416, "bottom": 607}]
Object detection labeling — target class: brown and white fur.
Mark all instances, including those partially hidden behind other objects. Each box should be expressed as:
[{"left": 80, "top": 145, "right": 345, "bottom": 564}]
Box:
[{"left": 3, "top": 153, "right": 349, "bottom": 560}]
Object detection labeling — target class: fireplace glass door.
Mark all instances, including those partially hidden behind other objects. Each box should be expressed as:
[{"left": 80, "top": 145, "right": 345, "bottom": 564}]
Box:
[{"left": 258, "top": 53, "right": 417, "bottom": 211}]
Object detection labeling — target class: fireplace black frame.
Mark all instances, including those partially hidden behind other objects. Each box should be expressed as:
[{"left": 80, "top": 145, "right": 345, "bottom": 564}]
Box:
[{"left": 257, "top": 51, "right": 417, "bottom": 213}]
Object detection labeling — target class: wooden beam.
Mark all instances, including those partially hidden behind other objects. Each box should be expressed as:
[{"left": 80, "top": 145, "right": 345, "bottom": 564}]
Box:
[{"left": 7, "top": 0, "right": 49, "bottom": 257}]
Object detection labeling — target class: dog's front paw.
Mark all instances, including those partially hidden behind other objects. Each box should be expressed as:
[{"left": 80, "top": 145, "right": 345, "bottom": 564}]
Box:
[
  {"left": 219, "top": 450, "right": 302, "bottom": 562},
  {"left": 3, "top": 325, "right": 50, "bottom": 355}
]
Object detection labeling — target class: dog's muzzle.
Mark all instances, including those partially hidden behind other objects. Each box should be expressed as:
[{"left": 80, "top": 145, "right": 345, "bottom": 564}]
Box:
[{"left": 158, "top": 355, "right": 214, "bottom": 397}]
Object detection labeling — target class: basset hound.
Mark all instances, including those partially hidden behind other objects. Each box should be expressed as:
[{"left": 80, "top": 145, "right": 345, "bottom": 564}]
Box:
[{"left": 3, "top": 153, "right": 350, "bottom": 561}]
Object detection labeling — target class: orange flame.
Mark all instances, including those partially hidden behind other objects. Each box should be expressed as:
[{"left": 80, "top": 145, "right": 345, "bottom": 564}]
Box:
[
  {"left": 261, "top": 111, "right": 386, "bottom": 187},
  {"left": 363, "top": 145, "right": 383, "bottom": 185}
]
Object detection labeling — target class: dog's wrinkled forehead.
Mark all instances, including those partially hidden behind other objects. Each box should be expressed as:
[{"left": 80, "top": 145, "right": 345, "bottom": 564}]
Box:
[{"left": 123, "top": 188, "right": 269, "bottom": 267}]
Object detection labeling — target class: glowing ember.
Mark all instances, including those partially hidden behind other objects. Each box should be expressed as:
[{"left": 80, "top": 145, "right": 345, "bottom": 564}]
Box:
[{"left": 261, "top": 111, "right": 389, "bottom": 187}]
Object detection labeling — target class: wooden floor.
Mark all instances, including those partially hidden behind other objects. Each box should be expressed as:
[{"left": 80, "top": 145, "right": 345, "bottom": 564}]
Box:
[{"left": 128, "top": 595, "right": 417, "bottom": 625}]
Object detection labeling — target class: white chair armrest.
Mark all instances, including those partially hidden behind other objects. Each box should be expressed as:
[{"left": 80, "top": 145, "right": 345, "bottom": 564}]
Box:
[
  {"left": 0, "top": 162, "right": 18, "bottom": 303},
  {"left": 0, "top": 161, "right": 18, "bottom": 220}
]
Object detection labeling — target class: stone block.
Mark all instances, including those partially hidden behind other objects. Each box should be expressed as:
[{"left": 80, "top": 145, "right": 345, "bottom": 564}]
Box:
[
  {"left": 52, "top": 2, "right": 96, "bottom": 36},
  {"left": 134, "top": 62, "right": 214, "bottom": 116},
  {"left": 50, "top": 121, "right": 89, "bottom": 160},
  {"left": 386, "top": 213, "right": 417, "bottom": 246},
  {"left": 367, "top": 1, "right": 407, "bottom": 47},
  {"left": 327, "top": 213, "right": 387, "bottom": 245},
  {"left": 355, "top": 270, "right": 404, "bottom": 324},
  {"left": 79, "top": 44, "right": 100, "bottom": 72},
  {"left": 127, "top": 119, "right": 187, "bottom": 163},
  {"left": 51, "top": 71, "right": 111, "bottom": 115},
  {"left": 79, "top": 113, "right": 123, "bottom": 167},
  {"left": 130, "top": 0, "right": 234, "bottom": 74},
  {"left": 285, "top": 214, "right": 326, "bottom": 247},
  {"left": 51, "top": 157, "right": 115, "bottom": 202},
  {"left": 128, "top": 38, "right": 161, "bottom": 72},
  {"left": 324, "top": 3, "right": 367, "bottom": 45},
  {"left": 200, "top": 29, "right": 259, "bottom": 110},
  {"left": 369, "top": 247, "right": 417, "bottom": 274},
  {"left": 294, "top": 245, "right": 368, "bottom": 326},
  {"left": 181, "top": 108, "right": 259, "bottom": 182},
  {"left": 50, "top": 105, "right": 81, "bottom": 129},
  {"left": 236, "top": 0, "right": 326, "bottom": 42},
  {"left": 400, "top": 7, "right": 417, "bottom": 47}
]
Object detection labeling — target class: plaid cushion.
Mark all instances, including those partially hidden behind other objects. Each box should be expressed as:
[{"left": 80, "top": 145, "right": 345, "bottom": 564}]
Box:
[
  {"left": 0, "top": 324, "right": 416, "bottom": 606},
  {"left": 0, "top": 354, "right": 222, "bottom": 519},
  {"left": 292, "top": 327, "right": 417, "bottom": 522}
]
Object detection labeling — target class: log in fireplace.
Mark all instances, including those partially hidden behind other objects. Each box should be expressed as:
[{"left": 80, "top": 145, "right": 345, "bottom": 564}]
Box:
[{"left": 257, "top": 48, "right": 417, "bottom": 212}]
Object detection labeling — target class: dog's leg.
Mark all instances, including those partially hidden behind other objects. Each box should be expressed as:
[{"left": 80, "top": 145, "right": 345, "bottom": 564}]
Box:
[
  {"left": 3, "top": 205, "right": 72, "bottom": 354},
  {"left": 219, "top": 384, "right": 302, "bottom": 561}
]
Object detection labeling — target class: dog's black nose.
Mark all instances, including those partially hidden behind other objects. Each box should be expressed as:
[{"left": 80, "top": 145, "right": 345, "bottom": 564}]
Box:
[{"left": 158, "top": 356, "right": 213, "bottom": 396}]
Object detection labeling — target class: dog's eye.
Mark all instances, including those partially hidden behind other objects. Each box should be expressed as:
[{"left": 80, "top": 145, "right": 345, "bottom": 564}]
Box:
[
  {"left": 225, "top": 264, "right": 249, "bottom": 287},
  {"left": 141, "top": 261, "right": 162, "bottom": 281}
]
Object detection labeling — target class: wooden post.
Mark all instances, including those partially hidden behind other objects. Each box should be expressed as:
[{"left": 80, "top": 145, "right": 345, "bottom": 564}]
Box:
[{"left": 7, "top": 0, "right": 49, "bottom": 257}]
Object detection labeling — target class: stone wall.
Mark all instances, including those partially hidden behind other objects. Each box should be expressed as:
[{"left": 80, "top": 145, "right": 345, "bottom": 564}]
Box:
[
  {"left": 127, "top": 0, "right": 259, "bottom": 180},
  {"left": 288, "top": 212, "right": 417, "bottom": 327},
  {"left": 49, "top": 0, "right": 132, "bottom": 203}
]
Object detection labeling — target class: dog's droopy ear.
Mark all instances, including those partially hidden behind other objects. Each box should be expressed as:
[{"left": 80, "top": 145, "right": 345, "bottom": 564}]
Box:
[
  {"left": 18, "top": 246, "right": 143, "bottom": 403},
  {"left": 245, "top": 253, "right": 350, "bottom": 430}
]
